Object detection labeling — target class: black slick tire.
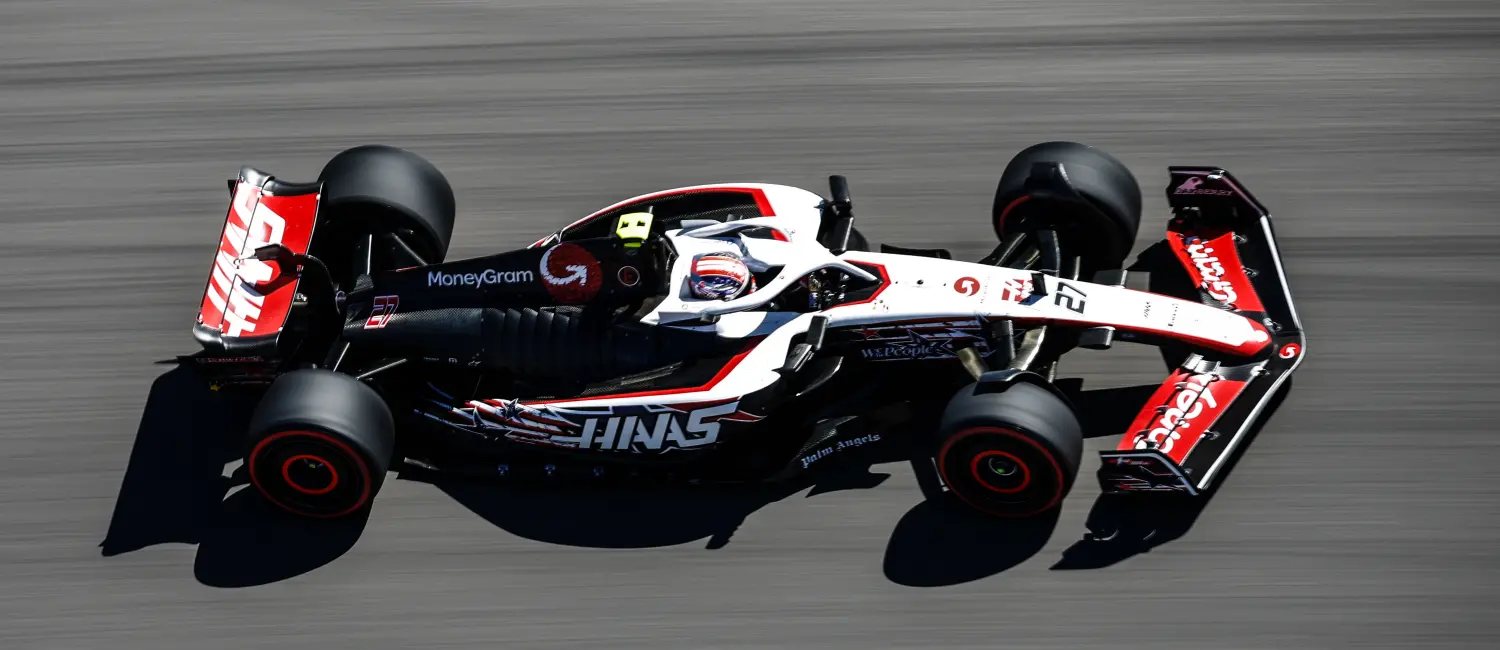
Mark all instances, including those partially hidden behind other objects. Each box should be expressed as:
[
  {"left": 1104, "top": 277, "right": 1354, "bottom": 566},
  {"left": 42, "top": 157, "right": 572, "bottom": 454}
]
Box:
[
  {"left": 934, "top": 381, "right": 1083, "bottom": 518},
  {"left": 315, "top": 144, "right": 457, "bottom": 273},
  {"left": 992, "top": 141, "right": 1142, "bottom": 272},
  {"left": 846, "top": 226, "right": 871, "bottom": 252},
  {"left": 245, "top": 369, "right": 395, "bottom": 519}
]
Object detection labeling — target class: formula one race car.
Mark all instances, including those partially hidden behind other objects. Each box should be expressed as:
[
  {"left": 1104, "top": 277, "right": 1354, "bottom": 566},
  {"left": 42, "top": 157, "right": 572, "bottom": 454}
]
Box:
[{"left": 184, "top": 141, "right": 1305, "bottom": 520}]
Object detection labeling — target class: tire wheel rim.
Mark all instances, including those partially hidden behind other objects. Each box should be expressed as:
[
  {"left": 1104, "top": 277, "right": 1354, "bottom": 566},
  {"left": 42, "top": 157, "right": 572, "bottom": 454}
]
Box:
[
  {"left": 281, "top": 454, "right": 340, "bottom": 495},
  {"left": 249, "top": 430, "right": 372, "bottom": 518},
  {"left": 938, "top": 426, "right": 1066, "bottom": 517},
  {"left": 970, "top": 450, "right": 1032, "bottom": 494}
]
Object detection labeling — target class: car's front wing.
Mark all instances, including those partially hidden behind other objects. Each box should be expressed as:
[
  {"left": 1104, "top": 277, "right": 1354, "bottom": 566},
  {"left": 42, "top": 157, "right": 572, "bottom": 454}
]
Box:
[{"left": 1099, "top": 168, "right": 1306, "bottom": 495}]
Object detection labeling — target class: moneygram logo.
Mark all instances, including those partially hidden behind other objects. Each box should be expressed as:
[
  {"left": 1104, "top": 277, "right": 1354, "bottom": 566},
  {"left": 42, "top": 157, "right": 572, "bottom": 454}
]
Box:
[{"left": 428, "top": 268, "right": 535, "bottom": 288}]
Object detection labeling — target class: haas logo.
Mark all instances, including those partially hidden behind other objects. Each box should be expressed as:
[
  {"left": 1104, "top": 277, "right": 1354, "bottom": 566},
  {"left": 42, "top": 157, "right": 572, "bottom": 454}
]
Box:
[
  {"left": 540, "top": 243, "right": 602, "bottom": 303},
  {"left": 209, "top": 185, "right": 288, "bottom": 336},
  {"left": 953, "top": 276, "right": 981, "bottom": 296}
]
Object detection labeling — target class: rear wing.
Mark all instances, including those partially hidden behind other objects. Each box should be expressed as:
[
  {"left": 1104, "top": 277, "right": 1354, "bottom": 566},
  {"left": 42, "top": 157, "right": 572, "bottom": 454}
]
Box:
[
  {"left": 192, "top": 167, "right": 321, "bottom": 359},
  {"left": 1099, "top": 168, "right": 1305, "bottom": 495}
]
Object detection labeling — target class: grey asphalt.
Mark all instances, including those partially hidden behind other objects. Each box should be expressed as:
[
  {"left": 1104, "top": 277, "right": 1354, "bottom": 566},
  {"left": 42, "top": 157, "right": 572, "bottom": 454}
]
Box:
[{"left": 2, "top": 1, "right": 1497, "bottom": 648}]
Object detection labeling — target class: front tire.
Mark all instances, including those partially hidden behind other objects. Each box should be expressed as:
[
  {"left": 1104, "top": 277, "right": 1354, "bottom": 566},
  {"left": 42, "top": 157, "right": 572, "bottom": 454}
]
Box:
[
  {"left": 934, "top": 380, "right": 1083, "bottom": 518},
  {"left": 245, "top": 370, "right": 395, "bottom": 519},
  {"left": 992, "top": 141, "right": 1142, "bottom": 274},
  {"left": 846, "top": 226, "right": 871, "bottom": 252}
]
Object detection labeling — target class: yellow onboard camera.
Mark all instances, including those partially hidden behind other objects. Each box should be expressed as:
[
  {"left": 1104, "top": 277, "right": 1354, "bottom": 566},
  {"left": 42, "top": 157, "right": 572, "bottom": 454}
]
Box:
[{"left": 614, "top": 210, "right": 653, "bottom": 248}]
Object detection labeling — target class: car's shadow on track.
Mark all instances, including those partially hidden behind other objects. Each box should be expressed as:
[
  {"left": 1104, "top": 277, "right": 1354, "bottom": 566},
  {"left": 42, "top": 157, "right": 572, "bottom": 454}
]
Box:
[
  {"left": 879, "top": 378, "right": 1292, "bottom": 586},
  {"left": 878, "top": 380, "right": 1152, "bottom": 587},
  {"left": 100, "top": 366, "right": 367, "bottom": 588},
  {"left": 1051, "top": 380, "right": 1293, "bottom": 571},
  {"left": 426, "top": 463, "right": 893, "bottom": 550},
  {"left": 883, "top": 491, "right": 1062, "bottom": 587}
]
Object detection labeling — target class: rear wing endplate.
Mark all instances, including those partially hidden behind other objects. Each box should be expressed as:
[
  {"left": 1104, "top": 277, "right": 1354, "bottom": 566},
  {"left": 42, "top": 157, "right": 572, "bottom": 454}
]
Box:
[{"left": 192, "top": 167, "right": 321, "bottom": 357}]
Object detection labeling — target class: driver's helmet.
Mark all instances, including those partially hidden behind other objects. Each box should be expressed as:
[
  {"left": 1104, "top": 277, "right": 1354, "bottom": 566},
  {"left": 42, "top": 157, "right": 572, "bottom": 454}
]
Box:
[{"left": 689, "top": 251, "right": 754, "bottom": 300}]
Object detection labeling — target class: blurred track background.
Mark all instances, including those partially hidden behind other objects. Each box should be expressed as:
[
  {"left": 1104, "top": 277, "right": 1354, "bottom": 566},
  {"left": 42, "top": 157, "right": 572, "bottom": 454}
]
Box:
[{"left": 1, "top": 1, "right": 1497, "bottom": 648}]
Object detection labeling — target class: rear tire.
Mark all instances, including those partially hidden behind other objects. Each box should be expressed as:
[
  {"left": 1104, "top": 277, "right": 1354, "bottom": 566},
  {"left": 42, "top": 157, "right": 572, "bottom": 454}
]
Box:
[
  {"left": 245, "top": 370, "right": 395, "bottom": 519},
  {"left": 314, "top": 144, "right": 456, "bottom": 281},
  {"left": 992, "top": 141, "right": 1142, "bottom": 273},
  {"left": 934, "top": 381, "right": 1083, "bottom": 518}
]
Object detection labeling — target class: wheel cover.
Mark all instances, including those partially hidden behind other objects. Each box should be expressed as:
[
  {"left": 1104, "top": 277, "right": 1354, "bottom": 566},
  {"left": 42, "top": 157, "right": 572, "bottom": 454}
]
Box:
[
  {"left": 249, "top": 430, "right": 372, "bottom": 518},
  {"left": 281, "top": 454, "right": 340, "bottom": 495},
  {"left": 938, "top": 426, "right": 1067, "bottom": 517},
  {"left": 970, "top": 450, "right": 1032, "bottom": 494}
]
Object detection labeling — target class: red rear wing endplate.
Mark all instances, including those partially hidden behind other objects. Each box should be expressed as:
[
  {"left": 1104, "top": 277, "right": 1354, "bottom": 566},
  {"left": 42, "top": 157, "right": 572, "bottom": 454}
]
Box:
[{"left": 193, "top": 167, "right": 320, "bottom": 356}]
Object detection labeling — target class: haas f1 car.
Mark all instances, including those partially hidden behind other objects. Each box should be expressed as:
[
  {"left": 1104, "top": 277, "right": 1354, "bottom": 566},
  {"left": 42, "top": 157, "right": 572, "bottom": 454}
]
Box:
[{"left": 184, "top": 141, "right": 1305, "bottom": 520}]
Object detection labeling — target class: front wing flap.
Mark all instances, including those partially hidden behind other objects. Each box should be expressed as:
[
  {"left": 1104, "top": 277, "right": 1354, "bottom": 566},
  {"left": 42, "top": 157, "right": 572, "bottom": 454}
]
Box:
[{"left": 1099, "top": 168, "right": 1306, "bottom": 495}]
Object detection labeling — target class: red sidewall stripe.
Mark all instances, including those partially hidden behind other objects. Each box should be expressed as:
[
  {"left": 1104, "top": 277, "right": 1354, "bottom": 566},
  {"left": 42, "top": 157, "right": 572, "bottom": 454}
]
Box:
[
  {"left": 938, "top": 426, "right": 1066, "bottom": 517},
  {"left": 249, "top": 429, "right": 373, "bottom": 518},
  {"left": 994, "top": 195, "right": 1031, "bottom": 234}
]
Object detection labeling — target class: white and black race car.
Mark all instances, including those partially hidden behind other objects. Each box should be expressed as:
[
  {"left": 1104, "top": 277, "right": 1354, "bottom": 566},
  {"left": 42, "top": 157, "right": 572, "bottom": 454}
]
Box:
[{"left": 183, "top": 141, "right": 1305, "bottom": 520}]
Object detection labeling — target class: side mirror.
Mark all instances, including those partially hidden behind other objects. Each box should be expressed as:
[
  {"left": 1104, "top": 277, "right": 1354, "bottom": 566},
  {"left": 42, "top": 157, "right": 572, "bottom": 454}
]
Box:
[{"left": 819, "top": 175, "right": 855, "bottom": 254}]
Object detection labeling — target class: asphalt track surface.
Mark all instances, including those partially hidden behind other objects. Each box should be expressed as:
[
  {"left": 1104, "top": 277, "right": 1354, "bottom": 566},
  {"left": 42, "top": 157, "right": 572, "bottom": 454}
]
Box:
[{"left": 2, "top": 1, "right": 1498, "bottom": 648}]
